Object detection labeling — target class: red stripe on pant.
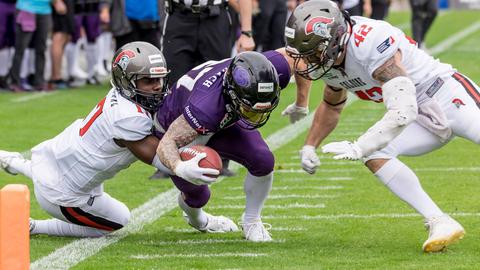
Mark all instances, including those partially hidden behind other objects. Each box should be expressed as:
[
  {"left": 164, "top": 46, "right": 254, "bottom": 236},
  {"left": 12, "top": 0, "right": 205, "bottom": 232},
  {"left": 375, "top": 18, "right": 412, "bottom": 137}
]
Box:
[
  {"left": 64, "top": 207, "right": 115, "bottom": 231},
  {"left": 453, "top": 73, "right": 480, "bottom": 106}
]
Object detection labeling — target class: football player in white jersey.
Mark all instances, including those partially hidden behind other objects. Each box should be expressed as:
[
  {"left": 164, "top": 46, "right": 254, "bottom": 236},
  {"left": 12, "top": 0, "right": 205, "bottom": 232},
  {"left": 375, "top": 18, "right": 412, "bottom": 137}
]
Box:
[
  {"left": 282, "top": 0, "right": 480, "bottom": 252},
  {"left": 0, "top": 41, "right": 217, "bottom": 237}
]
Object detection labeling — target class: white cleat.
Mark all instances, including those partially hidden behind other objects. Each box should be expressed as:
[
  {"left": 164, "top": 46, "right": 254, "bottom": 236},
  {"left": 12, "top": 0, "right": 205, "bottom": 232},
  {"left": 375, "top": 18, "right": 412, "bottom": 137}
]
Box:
[
  {"left": 422, "top": 214, "right": 465, "bottom": 253},
  {"left": 184, "top": 212, "right": 239, "bottom": 233},
  {"left": 240, "top": 216, "right": 272, "bottom": 242},
  {"left": 0, "top": 150, "right": 23, "bottom": 175}
]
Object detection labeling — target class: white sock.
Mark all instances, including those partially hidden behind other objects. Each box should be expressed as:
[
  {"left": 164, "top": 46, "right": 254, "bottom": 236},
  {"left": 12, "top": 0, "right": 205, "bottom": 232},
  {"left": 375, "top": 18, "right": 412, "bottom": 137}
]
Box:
[
  {"left": 65, "top": 42, "right": 76, "bottom": 77},
  {"left": 20, "top": 49, "right": 31, "bottom": 79},
  {"left": 243, "top": 172, "right": 273, "bottom": 223},
  {"left": 375, "top": 158, "right": 444, "bottom": 219},
  {"left": 177, "top": 193, "right": 208, "bottom": 229},
  {"left": 0, "top": 49, "right": 10, "bottom": 76},
  {"left": 8, "top": 156, "right": 32, "bottom": 179},
  {"left": 85, "top": 43, "right": 97, "bottom": 78},
  {"left": 31, "top": 218, "right": 108, "bottom": 237}
]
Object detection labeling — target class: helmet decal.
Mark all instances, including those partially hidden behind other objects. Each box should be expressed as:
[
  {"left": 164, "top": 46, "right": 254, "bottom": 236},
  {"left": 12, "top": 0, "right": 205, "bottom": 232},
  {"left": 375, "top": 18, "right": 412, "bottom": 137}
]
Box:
[
  {"left": 305, "top": 16, "right": 334, "bottom": 38},
  {"left": 252, "top": 102, "right": 272, "bottom": 110},
  {"left": 149, "top": 67, "right": 168, "bottom": 74},
  {"left": 285, "top": 26, "right": 295, "bottom": 39},
  {"left": 232, "top": 66, "right": 250, "bottom": 87},
  {"left": 148, "top": 54, "right": 165, "bottom": 64},
  {"left": 114, "top": 50, "right": 136, "bottom": 71},
  {"left": 258, "top": 82, "right": 274, "bottom": 93}
]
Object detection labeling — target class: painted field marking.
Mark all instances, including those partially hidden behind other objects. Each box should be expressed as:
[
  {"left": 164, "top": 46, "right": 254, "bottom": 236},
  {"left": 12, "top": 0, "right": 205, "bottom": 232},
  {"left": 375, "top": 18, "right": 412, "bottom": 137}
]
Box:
[
  {"left": 163, "top": 226, "right": 306, "bottom": 233},
  {"left": 280, "top": 177, "right": 353, "bottom": 182},
  {"left": 209, "top": 203, "right": 326, "bottom": 209},
  {"left": 223, "top": 194, "right": 337, "bottom": 200},
  {"left": 139, "top": 238, "right": 286, "bottom": 245},
  {"left": 263, "top": 212, "right": 480, "bottom": 220},
  {"left": 11, "top": 91, "right": 59, "bottom": 103},
  {"left": 130, "top": 253, "right": 267, "bottom": 259},
  {"left": 226, "top": 185, "right": 343, "bottom": 191}
]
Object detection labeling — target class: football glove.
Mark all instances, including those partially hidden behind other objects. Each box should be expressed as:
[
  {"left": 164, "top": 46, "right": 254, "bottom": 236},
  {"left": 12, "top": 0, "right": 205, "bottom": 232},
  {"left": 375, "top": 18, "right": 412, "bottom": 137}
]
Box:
[
  {"left": 322, "top": 141, "right": 363, "bottom": 161},
  {"left": 281, "top": 103, "right": 309, "bottom": 124},
  {"left": 174, "top": 153, "right": 219, "bottom": 185},
  {"left": 300, "top": 145, "right": 321, "bottom": 174}
]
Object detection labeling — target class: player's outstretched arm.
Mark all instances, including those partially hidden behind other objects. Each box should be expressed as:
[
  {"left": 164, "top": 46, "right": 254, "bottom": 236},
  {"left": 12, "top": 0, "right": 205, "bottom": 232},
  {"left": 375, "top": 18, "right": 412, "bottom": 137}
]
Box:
[{"left": 117, "top": 136, "right": 173, "bottom": 175}]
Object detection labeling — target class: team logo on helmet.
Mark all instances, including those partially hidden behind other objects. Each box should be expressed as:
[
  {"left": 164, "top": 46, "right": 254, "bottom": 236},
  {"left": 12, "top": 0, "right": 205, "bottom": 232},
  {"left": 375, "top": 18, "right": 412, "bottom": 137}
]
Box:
[
  {"left": 114, "top": 50, "right": 136, "bottom": 71},
  {"left": 305, "top": 16, "right": 334, "bottom": 38}
]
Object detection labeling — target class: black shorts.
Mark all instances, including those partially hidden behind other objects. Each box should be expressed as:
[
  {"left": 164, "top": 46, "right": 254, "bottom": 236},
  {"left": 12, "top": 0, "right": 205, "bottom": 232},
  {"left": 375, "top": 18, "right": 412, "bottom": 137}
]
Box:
[{"left": 52, "top": 0, "right": 76, "bottom": 34}]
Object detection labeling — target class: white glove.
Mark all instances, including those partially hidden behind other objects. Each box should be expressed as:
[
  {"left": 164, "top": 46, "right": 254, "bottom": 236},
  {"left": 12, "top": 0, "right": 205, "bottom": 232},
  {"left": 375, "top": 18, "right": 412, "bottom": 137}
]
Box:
[
  {"left": 321, "top": 141, "right": 363, "bottom": 160},
  {"left": 174, "top": 153, "right": 219, "bottom": 185},
  {"left": 281, "top": 103, "right": 309, "bottom": 124},
  {"left": 300, "top": 145, "right": 321, "bottom": 174}
]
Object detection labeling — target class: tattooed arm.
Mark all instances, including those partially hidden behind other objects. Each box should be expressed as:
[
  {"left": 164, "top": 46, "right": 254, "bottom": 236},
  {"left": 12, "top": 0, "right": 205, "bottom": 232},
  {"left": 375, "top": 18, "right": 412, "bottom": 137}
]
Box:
[
  {"left": 156, "top": 115, "right": 200, "bottom": 172},
  {"left": 372, "top": 50, "right": 408, "bottom": 83}
]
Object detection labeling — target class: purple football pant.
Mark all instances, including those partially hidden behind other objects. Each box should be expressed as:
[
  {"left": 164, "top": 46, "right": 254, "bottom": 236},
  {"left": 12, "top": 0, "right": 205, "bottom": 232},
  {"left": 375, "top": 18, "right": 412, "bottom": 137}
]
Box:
[
  {"left": 0, "top": 2, "right": 16, "bottom": 48},
  {"left": 72, "top": 15, "right": 100, "bottom": 43},
  {"left": 171, "top": 123, "right": 274, "bottom": 208}
]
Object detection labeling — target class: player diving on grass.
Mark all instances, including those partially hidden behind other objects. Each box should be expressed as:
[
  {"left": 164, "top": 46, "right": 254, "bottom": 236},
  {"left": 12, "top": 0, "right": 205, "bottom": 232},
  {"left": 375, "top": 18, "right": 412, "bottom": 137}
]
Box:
[
  {"left": 280, "top": 0, "right": 480, "bottom": 252},
  {"left": 0, "top": 42, "right": 216, "bottom": 237},
  {"left": 153, "top": 50, "right": 311, "bottom": 241}
]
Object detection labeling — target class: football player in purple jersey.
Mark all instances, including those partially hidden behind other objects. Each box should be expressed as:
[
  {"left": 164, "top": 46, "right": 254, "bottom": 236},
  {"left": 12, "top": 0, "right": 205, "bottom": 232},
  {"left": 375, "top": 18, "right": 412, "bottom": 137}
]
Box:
[{"left": 154, "top": 50, "right": 311, "bottom": 241}]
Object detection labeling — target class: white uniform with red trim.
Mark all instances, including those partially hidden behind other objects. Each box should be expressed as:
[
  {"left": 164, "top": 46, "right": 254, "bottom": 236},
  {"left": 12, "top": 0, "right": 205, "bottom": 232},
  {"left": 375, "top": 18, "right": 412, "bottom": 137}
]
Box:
[
  {"left": 322, "top": 17, "right": 480, "bottom": 159},
  {"left": 31, "top": 88, "right": 153, "bottom": 207}
]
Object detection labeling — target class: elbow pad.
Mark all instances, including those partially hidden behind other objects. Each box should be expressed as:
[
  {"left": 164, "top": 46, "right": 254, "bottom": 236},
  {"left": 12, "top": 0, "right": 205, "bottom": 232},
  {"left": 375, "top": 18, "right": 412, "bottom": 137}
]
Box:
[{"left": 356, "top": 76, "right": 417, "bottom": 157}]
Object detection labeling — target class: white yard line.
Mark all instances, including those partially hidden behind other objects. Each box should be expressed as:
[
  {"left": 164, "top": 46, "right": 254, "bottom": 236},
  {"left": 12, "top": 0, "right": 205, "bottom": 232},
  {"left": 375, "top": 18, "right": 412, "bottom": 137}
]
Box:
[
  {"left": 209, "top": 203, "right": 326, "bottom": 209},
  {"left": 278, "top": 161, "right": 351, "bottom": 166},
  {"left": 263, "top": 212, "right": 480, "bottom": 220},
  {"left": 429, "top": 21, "right": 480, "bottom": 55},
  {"left": 276, "top": 168, "right": 359, "bottom": 173},
  {"left": 223, "top": 194, "right": 337, "bottom": 200},
  {"left": 226, "top": 185, "right": 343, "bottom": 191},
  {"left": 163, "top": 226, "right": 306, "bottom": 233},
  {"left": 11, "top": 91, "right": 59, "bottom": 103},
  {"left": 130, "top": 253, "right": 267, "bottom": 259},
  {"left": 281, "top": 177, "right": 353, "bottom": 181},
  {"left": 139, "top": 238, "right": 286, "bottom": 245}
]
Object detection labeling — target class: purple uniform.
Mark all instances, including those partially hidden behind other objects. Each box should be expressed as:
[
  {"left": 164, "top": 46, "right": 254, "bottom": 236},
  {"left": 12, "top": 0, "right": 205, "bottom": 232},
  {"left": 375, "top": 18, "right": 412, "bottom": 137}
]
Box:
[
  {"left": 154, "top": 50, "right": 291, "bottom": 208},
  {"left": 0, "top": 1, "right": 16, "bottom": 49}
]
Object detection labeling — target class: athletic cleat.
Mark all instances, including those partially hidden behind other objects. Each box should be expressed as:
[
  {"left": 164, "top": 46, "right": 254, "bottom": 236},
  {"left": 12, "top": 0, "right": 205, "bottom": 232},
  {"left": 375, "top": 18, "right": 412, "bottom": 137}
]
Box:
[
  {"left": 422, "top": 214, "right": 465, "bottom": 253},
  {"left": 184, "top": 212, "right": 239, "bottom": 233},
  {"left": 29, "top": 218, "right": 36, "bottom": 234},
  {"left": 0, "top": 150, "right": 23, "bottom": 175},
  {"left": 240, "top": 215, "right": 272, "bottom": 242}
]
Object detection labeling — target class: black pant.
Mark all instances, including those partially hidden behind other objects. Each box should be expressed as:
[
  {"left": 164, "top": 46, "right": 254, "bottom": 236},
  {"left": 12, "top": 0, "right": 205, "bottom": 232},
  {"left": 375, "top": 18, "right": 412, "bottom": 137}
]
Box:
[
  {"left": 114, "top": 19, "right": 160, "bottom": 50},
  {"left": 371, "top": 0, "right": 390, "bottom": 20},
  {"left": 9, "top": 13, "right": 51, "bottom": 86},
  {"left": 161, "top": 6, "right": 233, "bottom": 84},
  {"left": 409, "top": 0, "right": 438, "bottom": 45},
  {"left": 253, "top": 0, "right": 288, "bottom": 52}
]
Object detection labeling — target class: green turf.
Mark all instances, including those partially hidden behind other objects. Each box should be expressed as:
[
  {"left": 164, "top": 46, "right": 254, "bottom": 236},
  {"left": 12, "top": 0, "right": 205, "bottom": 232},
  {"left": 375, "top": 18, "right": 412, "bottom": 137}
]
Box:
[{"left": 1, "top": 10, "right": 480, "bottom": 270}]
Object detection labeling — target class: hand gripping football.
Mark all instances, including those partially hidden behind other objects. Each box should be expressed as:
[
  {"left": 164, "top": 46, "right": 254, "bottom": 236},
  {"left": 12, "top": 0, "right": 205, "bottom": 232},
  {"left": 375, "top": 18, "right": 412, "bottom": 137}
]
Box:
[{"left": 179, "top": 145, "right": 222, "bottom": 178}]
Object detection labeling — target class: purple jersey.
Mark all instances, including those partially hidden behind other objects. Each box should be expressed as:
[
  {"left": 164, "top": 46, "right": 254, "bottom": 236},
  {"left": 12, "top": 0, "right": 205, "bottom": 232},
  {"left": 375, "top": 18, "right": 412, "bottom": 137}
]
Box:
[{"left": 154, "top": 50, "right": 291, "bottom": 137}]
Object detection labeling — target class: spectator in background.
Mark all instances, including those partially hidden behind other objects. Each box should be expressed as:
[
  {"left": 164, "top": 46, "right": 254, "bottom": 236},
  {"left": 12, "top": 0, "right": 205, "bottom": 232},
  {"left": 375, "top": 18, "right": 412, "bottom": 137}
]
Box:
[
  {"left": 409, "top": 0, "right": 437, "bottom": 49},
  {"left": 370, "top": 0, "right": 390, "bottom": 20},
  {"left": 0, "top": 0, "right": 16, "bottom": 90},
  {"left": 49, "top": 0, "right": 75, "bottom": 89},
  {"left": 252, "top": 0, "right": 288, "bottom": 52},
  {"left": 332, "top": 0, "right": 371, "bottom": 16},
  {"left": 110, "top": 0, "right": 162, "bottom": 50},
  {"left": 8, "top": 0, "right": 66, "bottom": 92},
  {"left": 149, "top": 0, "right": 255, "bottom": 179}
]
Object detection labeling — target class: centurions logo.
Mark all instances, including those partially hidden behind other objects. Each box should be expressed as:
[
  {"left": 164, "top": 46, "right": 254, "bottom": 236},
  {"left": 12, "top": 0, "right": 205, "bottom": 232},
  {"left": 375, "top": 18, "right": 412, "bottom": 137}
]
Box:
[
  {"left": 114, "top": 50, "right": 136, "bottom": 71},
  {"left": 305, "top": 16, "right": 334, "bottom": 38}
]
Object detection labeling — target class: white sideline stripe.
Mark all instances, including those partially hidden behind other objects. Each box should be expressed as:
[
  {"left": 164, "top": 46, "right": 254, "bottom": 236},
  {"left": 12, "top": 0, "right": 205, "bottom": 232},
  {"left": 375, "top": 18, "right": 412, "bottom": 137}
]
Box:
[
  {"left": 32, "top": 98, "right": 357, "bottom": 269},
  {"left": 131, "top": 253, "right": 267, "bottom": 259},
  {"left": 430, "top": 21, "right": 480, "bottom": 55},
  {"left": 279, "top": 161, "right": 350, "bottom": 166},
  {"left": 415, "top": 167, "right": 480, "bottom": 172},
  {"left": 209, "top": 203, "right": 326, "bottom": 209},
  {"left": 226, "top": 185, "right": 343, "bottom": 191},
  {"left": 263, "top": 212, "right": 480, "bottom": 220},
  {"left": 11, "top": 91, "right": 59, "bottom": 103},
  {"left": 139, "top": 238, "right": 286, "bottom": 245},
  {"left": 224, "top": 194, "right": 337, "bottom": 200},
  {"left": 163, "top": 226, "right": 306, "bottom": 233},
  {"left": 276, "top": 168, "right": 359, "bottom": 173},
  {"left": 282, "top": 177, "right": 353, "bottom": 181}
]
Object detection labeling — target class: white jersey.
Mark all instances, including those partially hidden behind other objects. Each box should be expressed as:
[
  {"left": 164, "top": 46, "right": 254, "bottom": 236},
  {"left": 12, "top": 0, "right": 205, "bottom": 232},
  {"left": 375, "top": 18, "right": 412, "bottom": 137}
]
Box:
[
  {"left": 31, "top": 88, "right": 153, "bottom": 206},
  {"left": 322, "top": 16, "right": 455, "bottom": 104}
]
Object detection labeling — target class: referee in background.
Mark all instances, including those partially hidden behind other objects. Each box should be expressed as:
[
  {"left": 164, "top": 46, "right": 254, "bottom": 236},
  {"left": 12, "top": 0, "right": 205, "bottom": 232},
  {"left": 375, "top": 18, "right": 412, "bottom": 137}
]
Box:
[{"left": 150, "top": 0, "right": 254, "bottom": 179}]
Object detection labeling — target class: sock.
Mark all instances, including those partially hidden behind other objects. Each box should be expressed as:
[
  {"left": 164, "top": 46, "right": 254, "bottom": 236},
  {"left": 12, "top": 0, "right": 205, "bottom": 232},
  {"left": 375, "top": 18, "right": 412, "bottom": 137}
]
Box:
[
  {"left": 0, "top": 49, "right": 10, "bottom": 76},
  {"left": 65, "top": 42, "right": 76, "bottom": 77},
  {"left": 20, "top": 49, "right": 31, "bottom": 79},
  {"left": 375, "top": 158, "right": 444, "bottom": 219},
  {"left": 8, "top": 156, "right": 32, "bottom": 179},
  {"left": 85, "top": 43, "right": 97, "bottom": 79},
  {"left": 31, "top": 218, "right": 108, "bottom": 237},
  {"left": 177, "top": 193, "right": 208, "bottom": 229},
  {"left": 243, "top": 172, "right": 273, "bottom": 223}
]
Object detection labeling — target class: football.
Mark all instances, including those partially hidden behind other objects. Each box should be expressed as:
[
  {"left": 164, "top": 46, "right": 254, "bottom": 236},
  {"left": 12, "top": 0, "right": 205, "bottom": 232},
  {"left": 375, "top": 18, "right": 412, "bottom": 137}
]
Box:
[{"left": 179, "top": 145, "right": 222, "bottom": 178}]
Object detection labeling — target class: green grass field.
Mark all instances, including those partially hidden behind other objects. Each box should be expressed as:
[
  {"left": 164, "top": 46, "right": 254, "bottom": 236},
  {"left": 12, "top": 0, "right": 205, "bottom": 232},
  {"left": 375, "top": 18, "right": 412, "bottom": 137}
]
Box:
[{"left": 1, "top": 10, "right": 480, "bottom": 270}]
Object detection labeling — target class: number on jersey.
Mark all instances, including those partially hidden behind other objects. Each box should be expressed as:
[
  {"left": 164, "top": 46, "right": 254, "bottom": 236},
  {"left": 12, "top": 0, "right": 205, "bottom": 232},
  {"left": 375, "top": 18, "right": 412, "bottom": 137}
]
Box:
[{"left": 79, "top": 97, "right": 106, "bottom": 136}]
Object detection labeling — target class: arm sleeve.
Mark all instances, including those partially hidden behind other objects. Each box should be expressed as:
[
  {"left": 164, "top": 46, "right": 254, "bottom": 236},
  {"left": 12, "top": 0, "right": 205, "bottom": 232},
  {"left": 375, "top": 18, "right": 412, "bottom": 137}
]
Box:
[{"left": 112, "top": 115, "right": 152, "bottom": 141}]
